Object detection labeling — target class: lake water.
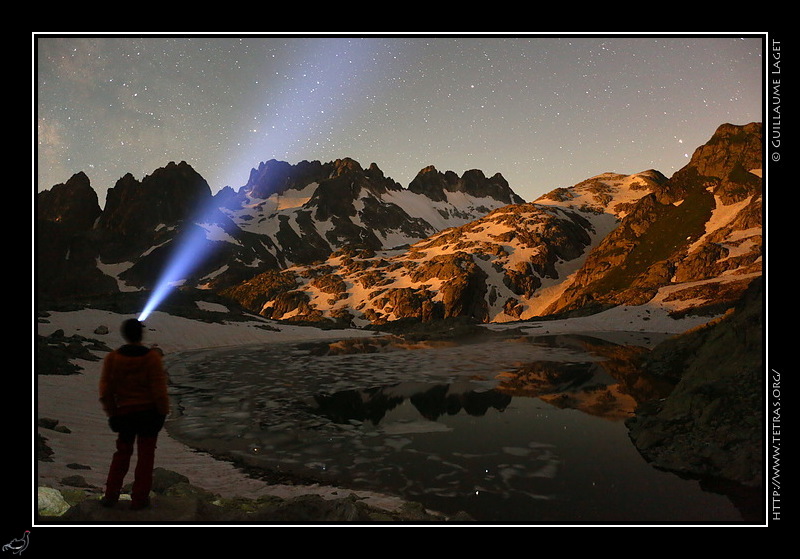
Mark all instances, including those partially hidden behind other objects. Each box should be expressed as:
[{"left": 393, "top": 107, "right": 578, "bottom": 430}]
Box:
[{"left": 164, "top": 331, "right": 755, "bottom": 524}]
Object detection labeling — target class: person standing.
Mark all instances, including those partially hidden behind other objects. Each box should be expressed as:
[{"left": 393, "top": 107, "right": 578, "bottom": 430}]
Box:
[{"left": 98, "top": 318, "right": 169, "bottom": 510}]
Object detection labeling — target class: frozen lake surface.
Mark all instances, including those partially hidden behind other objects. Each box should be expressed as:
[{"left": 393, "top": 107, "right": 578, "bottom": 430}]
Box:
[{"left": 165, "top": 331, "right": 750, "bottom": 524}]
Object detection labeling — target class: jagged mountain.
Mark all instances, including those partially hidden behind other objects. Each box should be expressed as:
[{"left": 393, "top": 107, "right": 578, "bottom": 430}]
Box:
[
  {"left": 36, "top": 161, "right": 259, "bottom": 300},
  {"left": 214, "top": 158, "right": 524, "bottom": 269},
  {"left": 37, "top": 171, "right": 114, "bottom": 299},
  {"left": 219, "top": 170, "right": 670, "bottom": 325},
  {"left": 220, "top": 122, "right": 762, "bottom": 326},
  {"left": 36, "top": 158, "right": 524, "bottom": 301},
  {"left": 36, "top": 123, "right": 761, "bottom": 325}
]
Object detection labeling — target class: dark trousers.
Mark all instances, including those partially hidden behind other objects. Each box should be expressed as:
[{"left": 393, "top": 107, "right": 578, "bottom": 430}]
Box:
[{"left": 104, "top": 408, "right": 165, "bottom": 507}]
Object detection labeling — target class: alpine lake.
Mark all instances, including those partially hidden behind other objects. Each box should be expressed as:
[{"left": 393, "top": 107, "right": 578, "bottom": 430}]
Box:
[{"left": 164, "top": 328, "right": 758, "bottom": 524}]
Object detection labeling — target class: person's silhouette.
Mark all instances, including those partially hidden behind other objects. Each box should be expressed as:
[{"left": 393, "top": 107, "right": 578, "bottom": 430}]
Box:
[{"left": 99, "top": 318, "right": 169, "bottom": 509}]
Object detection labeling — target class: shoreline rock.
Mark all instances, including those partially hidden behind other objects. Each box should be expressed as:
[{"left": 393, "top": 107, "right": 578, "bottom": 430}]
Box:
[
  {"left": 36, "top": 467, "right": 469, "bottom": 524},
  {"left": 626, "top": 277, "right": 763, "bottom": 489}
]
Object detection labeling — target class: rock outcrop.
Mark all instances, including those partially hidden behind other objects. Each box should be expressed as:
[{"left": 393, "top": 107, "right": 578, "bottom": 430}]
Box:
[
  {"left": 408, "top": 165, "right": 524, "bottom": 206},
  {"left": 545, "top": 122, "right": 762, "bottom": 317},
  {"left": 97, "top": 161, "right": 214, "bottom": 243},
  {"left": 626, "top": 276, "right": 763, "bottom": 487},
  {"left": 36, "top": 172, "right": 109, "bottom": 299},
  {"left": 37, "top": 171, "right": 102, "bottom": 236}
]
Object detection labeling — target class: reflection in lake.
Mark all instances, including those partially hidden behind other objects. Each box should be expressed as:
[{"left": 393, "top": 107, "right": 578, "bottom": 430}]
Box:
[
  {"left": 310, "top": 382, "right": 512, "bottom": 424},
  {"left": 165, "top": 333, "right": 747, "bottom": 523}
]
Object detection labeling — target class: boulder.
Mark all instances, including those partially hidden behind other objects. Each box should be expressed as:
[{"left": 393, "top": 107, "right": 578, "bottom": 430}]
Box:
[{"left": 37, "top": 487, "right": 70, "bottom": 517}]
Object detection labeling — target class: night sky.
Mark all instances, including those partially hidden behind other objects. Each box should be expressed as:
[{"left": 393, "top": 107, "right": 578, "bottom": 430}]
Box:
[{"left": 35, "top": 33, "right": 764, "bottom": 206}]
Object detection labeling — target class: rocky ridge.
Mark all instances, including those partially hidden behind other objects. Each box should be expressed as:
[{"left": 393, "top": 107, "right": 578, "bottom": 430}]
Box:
[
  {"left": 221, "top": 197, "right": 604, "bottom": 326},
  {"left": 36, "top": 158, "right": 525, "bottom": 303},
  {"left": 220, "top": 123, "right": 762, "bottom": 327},
  {"left": 35, "top": 124, "right": 761, "bottom": 326}
]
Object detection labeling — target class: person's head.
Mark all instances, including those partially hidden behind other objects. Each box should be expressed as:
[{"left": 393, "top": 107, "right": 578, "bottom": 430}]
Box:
[{"left": 121, "top": 318, "right": 145, "bottom": 344}]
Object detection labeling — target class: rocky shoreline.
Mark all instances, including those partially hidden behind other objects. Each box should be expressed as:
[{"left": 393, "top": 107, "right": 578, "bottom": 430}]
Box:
[
  {"left": 625, "top": 277, "right": 763, "bottom": 523},
  {"left": 36, "top": 466, "right": 465, "bottom": 524}
]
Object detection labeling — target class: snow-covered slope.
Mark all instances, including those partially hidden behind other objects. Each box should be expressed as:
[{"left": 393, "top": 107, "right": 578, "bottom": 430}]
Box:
[
  {"left": 223, "top": 181, "right": 518, "bottom": 254},
  {"left": 226, "top": 170, "right": 670, "bottom": 325},
  {"left": 206, "top": 158, "right": 526, "bottom": 283},
  {"left": 223, "top": 138, "right": 762, "bottom": 326}
]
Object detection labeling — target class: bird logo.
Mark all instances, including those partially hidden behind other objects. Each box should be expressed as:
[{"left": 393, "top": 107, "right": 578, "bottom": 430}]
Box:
[{"left": 2, "top": 531, "right": 29, "bottom": 555}]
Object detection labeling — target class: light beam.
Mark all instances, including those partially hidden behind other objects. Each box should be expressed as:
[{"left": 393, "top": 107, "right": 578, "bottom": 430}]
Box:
[
  {"left": 218, "top": 37, "right": 383, "bottom": 190},
  {"left": 138, "top": 38, "right": 384, "bottom": 321},
  {"left": 138, "top": 200, "right": 221, "bottom": 322}
]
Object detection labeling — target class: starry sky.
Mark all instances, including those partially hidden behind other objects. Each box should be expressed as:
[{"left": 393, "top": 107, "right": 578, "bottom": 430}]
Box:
[{"left": 35, "top": 33, "right": 764, "bottom": 206}]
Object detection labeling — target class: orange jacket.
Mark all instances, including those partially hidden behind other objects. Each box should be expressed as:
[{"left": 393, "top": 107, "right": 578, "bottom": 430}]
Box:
[{"left": 99, "top": 345, "right": 170, "bottom": 417}]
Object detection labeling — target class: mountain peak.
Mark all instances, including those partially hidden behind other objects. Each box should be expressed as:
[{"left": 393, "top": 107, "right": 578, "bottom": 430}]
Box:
[
  {"left": 243, "top": 159, "right": 326, "bottom": 199},
  {"left": 685, "top": 121, "right": 763, "bottom": 180},
  {"left": 658, "top": 122, "right": 762, "bottom": 204},
  {"left": 94, "top": 161, "right": 212, "bottom": 244},
  {"left": 408, "top": 165, "right": 524, "bottom": 204},
  {"left": 37, "top": 171, "right": 101, "bottom": 235},
  {"left": 330, "top": 157, "right": 363, "bottom": 176}
]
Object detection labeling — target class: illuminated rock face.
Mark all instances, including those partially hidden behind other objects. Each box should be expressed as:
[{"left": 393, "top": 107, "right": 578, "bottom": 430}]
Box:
[
  {"left": 544, "top": 122, "right": 763, "bottom": 318},
  {"left": 222, "top": 123, "right": 762, "bottom": 326}
]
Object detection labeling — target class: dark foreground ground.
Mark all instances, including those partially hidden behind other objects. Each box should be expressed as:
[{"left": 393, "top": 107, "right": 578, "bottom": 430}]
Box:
[{"left": 36, "top": 466, "right": 470, "bottom": 525}]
